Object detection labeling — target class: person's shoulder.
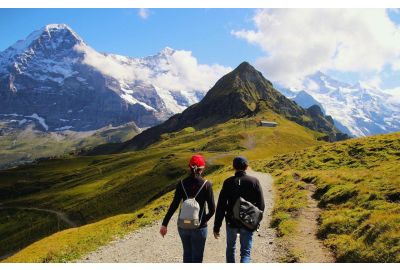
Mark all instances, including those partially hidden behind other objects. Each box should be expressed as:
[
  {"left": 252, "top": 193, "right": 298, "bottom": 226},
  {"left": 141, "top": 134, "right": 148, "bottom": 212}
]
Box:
[
  {"left": 203, "top": 179, "right": 212, "bottom": 187},
  {"left": 244, "top": 174, "right": 259, "bottom": 184},
  {"left": 181, "top": 175, "right": 191, "bottom": 183},
  {"left": 223, "top": 175, "right": 236, "bottom": 185}
]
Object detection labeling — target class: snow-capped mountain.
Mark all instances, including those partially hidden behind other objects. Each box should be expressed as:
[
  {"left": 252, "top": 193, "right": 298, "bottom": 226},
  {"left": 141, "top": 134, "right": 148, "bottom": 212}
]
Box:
[
  {"left": 0, "top": 24, "right": 230, "bottom": 131},
  {"left": 281, "top": 72, "right": 400, "bottom": 137}
]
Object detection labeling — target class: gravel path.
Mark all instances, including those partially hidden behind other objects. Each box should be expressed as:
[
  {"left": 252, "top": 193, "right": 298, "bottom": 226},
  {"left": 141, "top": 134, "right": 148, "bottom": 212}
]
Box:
[{"left": 79, "top": 169, "right": 278, "bottom": 263}]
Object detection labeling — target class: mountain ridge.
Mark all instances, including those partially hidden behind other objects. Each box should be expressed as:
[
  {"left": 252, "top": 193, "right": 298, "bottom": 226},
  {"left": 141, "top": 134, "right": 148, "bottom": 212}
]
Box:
[
  {"left": 281, "top": 71, "right": 400, "bottom": 137},
  {"left": 0, "top": 24, "right": 228, "bottom": 132},
  {"left": 118, "top": 62, "right": 348, "bottom": 151}
]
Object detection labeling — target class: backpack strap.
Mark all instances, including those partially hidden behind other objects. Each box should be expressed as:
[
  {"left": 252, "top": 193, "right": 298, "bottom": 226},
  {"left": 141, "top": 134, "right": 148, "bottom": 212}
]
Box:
[
  {"left": 194, "top": 180, "right": 208, "bottom": 199},
  {"left": 180, "top": 180, "right": 189, "bottom": 199},
  {"left": 198, "top": 180, "right": 208, "bottom": 223}
]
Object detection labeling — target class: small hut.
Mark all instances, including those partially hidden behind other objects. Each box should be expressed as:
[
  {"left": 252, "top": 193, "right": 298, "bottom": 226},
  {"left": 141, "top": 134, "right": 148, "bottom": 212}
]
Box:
[{"left": 258, "top": 121, "right": 278, "bottom": 127}]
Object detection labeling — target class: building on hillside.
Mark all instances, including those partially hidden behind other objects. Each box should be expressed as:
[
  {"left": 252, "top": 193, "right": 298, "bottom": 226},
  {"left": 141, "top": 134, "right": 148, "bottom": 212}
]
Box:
[{"left": 258, "top": 121, "right": 278, "bottom": 127}]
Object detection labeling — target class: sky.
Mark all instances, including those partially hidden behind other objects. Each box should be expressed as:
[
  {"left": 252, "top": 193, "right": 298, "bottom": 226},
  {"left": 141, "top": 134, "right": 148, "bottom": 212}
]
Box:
[{"left": 1, "top": 8, "right": 400, "bottom": 92}]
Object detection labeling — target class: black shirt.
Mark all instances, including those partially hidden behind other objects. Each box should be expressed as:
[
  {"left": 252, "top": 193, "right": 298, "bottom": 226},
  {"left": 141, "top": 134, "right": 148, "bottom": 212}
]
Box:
[
  {"left": 162, "top": 174, "right": 215, "bottom": 228},
  {"left": 213, "top": 171, "right": 265, "bottom": 233}
]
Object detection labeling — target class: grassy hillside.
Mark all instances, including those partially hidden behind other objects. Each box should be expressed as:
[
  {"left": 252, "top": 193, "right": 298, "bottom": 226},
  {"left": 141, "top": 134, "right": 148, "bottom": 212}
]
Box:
[
  {"left": 252, "top": 132, "right": 400, "bottom": 262},
  {"left": 2, "top": 166, "right": 232, "bottom": 263},
  {"left": 124, "top": 62, "right": 346, "bottom": 151},
  {"left": 0, "top": 121, "right": 140, "bottom": 169},
  {"left": 1, "top": 110, "right": 324, "bottom": 261}
]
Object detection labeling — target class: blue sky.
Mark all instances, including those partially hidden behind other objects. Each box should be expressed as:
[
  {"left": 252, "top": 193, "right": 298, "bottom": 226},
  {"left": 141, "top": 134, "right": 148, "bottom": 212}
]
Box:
[
  {"left": 0, "top": 9, "right": 262, "bottom": 66},
  {"left": 0, "top": 8, "right": 400, "bottom": 91}
]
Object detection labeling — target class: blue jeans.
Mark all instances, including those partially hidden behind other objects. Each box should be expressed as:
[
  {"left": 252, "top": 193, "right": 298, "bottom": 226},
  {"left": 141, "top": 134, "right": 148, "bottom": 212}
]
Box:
[
  {"left": 226, "top": 224, "right": 254, "bottom": 263},
  {"left": 178, "top": 226, "right": 208, "bottom": 263}
]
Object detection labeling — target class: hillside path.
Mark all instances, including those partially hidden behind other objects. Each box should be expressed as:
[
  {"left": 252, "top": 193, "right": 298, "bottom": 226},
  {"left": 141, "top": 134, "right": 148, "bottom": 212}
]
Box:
[
  {"left": 0, "top": 206, "right": 78, "bottom": 228},
  {"left": 79, "top": 169, "right": 279, "bottom": 263},
  {"left": 289, "top": 184, "right": 335, "bottom": 262}
]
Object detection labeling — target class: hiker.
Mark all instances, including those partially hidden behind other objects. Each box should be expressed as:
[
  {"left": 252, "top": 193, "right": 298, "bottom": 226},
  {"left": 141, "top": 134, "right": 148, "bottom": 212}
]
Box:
[
  {"left": 213, "top": 156, "right": 265, "bottom": 263},
  {"left": 160, "top": 154, "right": 215, "bottom": 263}
]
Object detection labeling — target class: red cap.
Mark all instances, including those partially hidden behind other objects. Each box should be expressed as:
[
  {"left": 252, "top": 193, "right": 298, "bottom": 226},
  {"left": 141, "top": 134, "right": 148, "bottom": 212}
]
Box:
[{"left": 189, "top": 155, "right": 206, "bottom": 169}]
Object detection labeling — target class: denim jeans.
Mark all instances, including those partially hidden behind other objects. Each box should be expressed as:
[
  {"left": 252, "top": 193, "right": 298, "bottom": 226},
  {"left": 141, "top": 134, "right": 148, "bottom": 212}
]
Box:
[
  {"left": 226, "top": 224, "right": 254, "bottom": 263},
  {"left": 178, "top": 226, "right": 208, "bottom": 263}
]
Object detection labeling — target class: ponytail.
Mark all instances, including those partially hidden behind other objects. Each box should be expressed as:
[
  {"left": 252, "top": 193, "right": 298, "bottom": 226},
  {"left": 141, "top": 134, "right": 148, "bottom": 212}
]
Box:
[{"left": 190, "top": 165, "right": 203, "bottom": 176}]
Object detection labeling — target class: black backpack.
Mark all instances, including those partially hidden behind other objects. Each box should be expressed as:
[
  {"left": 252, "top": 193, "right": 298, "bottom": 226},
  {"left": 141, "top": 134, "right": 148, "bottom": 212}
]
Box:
[{"left": 232, "top": 178, "right": 263, "bottom": 231}]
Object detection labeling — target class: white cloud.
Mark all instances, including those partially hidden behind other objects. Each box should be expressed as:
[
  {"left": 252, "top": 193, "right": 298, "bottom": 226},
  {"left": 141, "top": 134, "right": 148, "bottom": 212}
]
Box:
[
  {"left": 138, "top": 8, "right": 150, "bottom": 19},
  {"left": 74, "top": 44, "right": 232, "bottom": 96},
  {"left": 153, "top": 50, "right": 232, "bottom": 93},
  {"left": 383, "top": 87, "right": 400, "bottom": 105},
  {"left": 75, "top": 44, "right": 151, "bottom": 81},
  {"left": 359, "top": 75, "right": 382, "bottom": 90},
  {"left": 305, "top": 79, "right": 320, "bottom": 91},
  {"left": 232, "top": 9, "right": 400, "bottom": 88}
]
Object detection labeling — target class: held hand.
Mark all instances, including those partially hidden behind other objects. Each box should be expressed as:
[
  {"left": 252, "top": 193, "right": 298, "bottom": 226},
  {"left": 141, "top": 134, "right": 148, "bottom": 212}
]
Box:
[
  {"left": 160, "top": 225, "right": 167, "bottom": 238},
  {"left": 213, "top": 232, "right": 220, "bottom": 239}
]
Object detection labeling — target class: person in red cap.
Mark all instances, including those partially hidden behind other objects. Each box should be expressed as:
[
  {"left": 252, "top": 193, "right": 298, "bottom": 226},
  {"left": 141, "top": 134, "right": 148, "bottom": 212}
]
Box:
[{"left": 160, "top": 154, "right": 215, "bottom": 263}]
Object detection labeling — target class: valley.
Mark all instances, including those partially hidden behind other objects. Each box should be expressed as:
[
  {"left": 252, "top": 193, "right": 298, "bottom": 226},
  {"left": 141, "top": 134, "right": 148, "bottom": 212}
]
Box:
[
  {"left": 0, "top": 109, "right": 323, "bottom": 261},
  {"left": 0, "top": 120, "right": 140, "bottom": 169},
  {"left": 0, "top": 60, "right": 398, "bottom": 264}
]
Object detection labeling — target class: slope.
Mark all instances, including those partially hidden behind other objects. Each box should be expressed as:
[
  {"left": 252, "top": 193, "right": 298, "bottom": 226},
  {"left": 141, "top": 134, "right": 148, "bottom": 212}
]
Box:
[
  {"left": 78, "top": 169, "right": 278, "bottom": 263},
  {"left": 287, "top": 71, "right": 400, "bottom": 137},
  {"left": 117, "top": 62, "right": 348, "bottom": 152},
  {"left": 252, "top": 132, "right": 400, "bottom": 262},
  {"left": 0, "top": 121, "right": 141, "bottom": 169},
  {"left": 0, "top": 109, "right": 324, "bottom": 261},
  {"left": 0, "top": 24, "right": 230, "bottom": 131},
  {"left": 0, "top": 62, "right": 343, "bottom": 260}
]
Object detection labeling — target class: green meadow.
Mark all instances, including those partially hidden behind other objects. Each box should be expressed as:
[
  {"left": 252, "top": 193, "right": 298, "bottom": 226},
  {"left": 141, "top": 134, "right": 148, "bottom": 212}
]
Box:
[
  {"left": 252, "top": 132, "right": 400, "bottom": 262},
  {"left": 0, "top": 122, "right": 139, "bottom": 169},
  {"left": 1, "top": 110, "right": 323, "bottom": 262}
]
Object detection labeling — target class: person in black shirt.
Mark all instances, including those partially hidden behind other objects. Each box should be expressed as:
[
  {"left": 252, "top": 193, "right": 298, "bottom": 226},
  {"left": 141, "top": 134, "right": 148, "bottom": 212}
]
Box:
[
  {"left": 160, "top": 155, "right": 215, "bottom": 263},
  {"left": 213, "top": 156, "right": 265, "bottom": 263}
]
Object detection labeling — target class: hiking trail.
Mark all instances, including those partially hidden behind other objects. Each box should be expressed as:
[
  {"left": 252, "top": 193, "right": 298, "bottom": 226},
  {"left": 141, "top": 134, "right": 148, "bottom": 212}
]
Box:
[
  {"left": 79, "top": 169, "right": 279, "bottom": 263},
  {"left": 0, "top": 206, "right": 78, "bottom": 228},
  {"left": 286, "top": 183, "right": 335, "bottom": 262},
  {"left": 79, "top": 169, "right": 335, "bottom": 263}
]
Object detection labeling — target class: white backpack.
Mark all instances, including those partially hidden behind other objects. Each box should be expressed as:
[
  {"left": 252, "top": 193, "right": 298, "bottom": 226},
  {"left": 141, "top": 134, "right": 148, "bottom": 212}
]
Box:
[{"left": 178, "top": 180, "right": 208, "bottom": 229}]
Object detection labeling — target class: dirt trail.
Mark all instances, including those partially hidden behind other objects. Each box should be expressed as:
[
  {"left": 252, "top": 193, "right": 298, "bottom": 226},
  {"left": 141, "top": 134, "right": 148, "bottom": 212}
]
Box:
[
  {"left": 79, "top": 169, "right": 279, "bottom": 263},
  {"left": 0, "top": 206, "right": 78, "bottom": 227},
  {"left": 286, "top": 184, "right": 335, "bottom": 262}
]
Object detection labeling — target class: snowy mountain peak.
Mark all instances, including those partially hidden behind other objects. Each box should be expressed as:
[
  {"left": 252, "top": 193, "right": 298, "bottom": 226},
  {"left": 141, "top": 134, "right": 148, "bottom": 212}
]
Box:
[
  {"left": 44, "top": 23, "right": 71, "bottom": 31},
  {"left": 0, "top": 25, "right": 230, "bottom": 132},
  {"left": 42, "top": 23, "right": 83, "bottom": 42},
  {"left": 287, "top": 71, "right": 400, "bottom": 137},
  {"left": 1, "top": 24, "right": 84, "bottom": 61},
  {"left": 159, "top": 47, "right": 175, "bottom": 56}
]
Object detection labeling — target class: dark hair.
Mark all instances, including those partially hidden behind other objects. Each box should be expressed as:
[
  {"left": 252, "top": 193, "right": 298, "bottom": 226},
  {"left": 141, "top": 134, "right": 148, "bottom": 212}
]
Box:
[
  {"left": 190, "top": 167, "right": 204, "bottom": 176},
  {"left": 233, "top": 156, "right": 249, "bottom": 171}
]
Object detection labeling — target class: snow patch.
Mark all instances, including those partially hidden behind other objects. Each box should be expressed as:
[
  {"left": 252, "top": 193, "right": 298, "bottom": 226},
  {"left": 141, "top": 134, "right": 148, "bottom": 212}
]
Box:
[
  {"left": 26, "top": 113, "right": 49, "bottom": 131},
  {"left": 120, "top": 93, "right": 156, "bottom": 111},
  {"left": 18, "top": 119, "right": 27, "bottom": 125},
  {"left": 55, "top": 126, "right": 73, "bottom": 131},
  {"left": 0, "top": 113, "right": 20, "bottom": 117}
]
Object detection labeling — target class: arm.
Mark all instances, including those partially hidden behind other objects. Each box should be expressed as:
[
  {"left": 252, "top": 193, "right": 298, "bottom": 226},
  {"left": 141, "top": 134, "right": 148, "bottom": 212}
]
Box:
[
  {"left": 256, "top": 179, "right": 265, "bottom": 212},
  {"left": 213, "top": 182, "right": 228, "bottom": 233},
  {"left": 205, "top": 182, "right": 215, "bottom": 221},
  {"left": 162, "top": 182, "right": 182, "bottom": 227}
]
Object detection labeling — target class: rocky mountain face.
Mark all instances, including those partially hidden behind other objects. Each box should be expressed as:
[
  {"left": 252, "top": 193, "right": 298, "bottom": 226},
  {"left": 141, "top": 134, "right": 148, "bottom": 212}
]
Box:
[
  {"left": 0, "top": 24, "right": 224, "bottom": 132},
  {"left": 121, "top": 62, "right": 348, "bottom": 151},
  {"left": 281, "top": 72, "right": 400, "bottom": 137}
]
